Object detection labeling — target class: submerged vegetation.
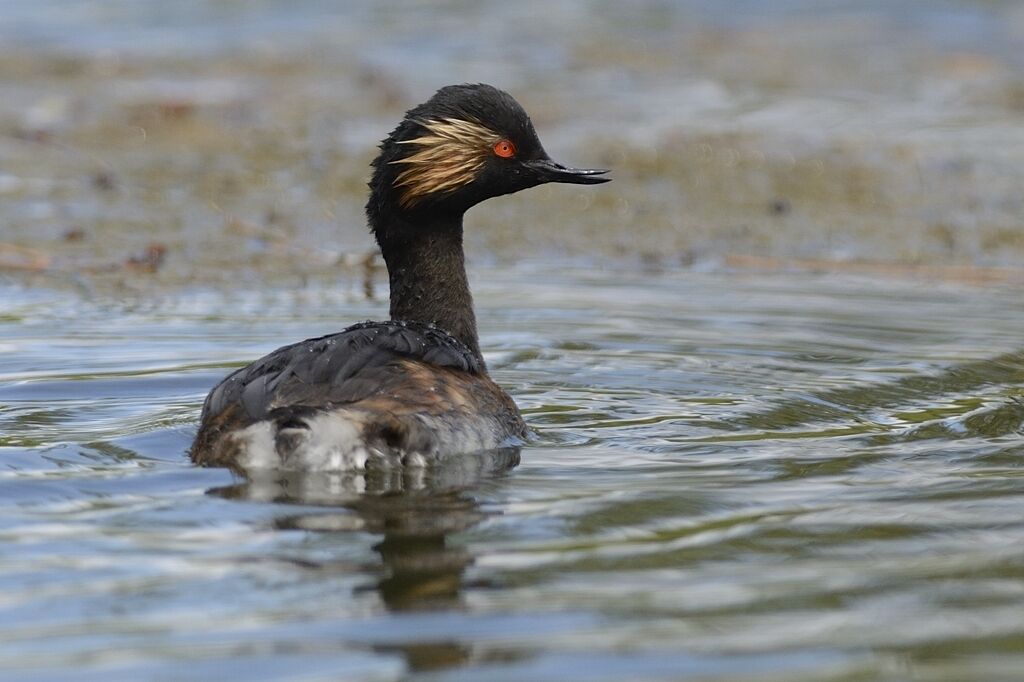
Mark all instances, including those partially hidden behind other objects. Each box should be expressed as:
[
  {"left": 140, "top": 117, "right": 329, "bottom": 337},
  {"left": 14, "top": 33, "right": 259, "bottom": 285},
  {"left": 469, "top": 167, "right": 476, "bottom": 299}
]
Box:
[{"left": 1, "top": 2, "right": 1023, "bottom": 290}]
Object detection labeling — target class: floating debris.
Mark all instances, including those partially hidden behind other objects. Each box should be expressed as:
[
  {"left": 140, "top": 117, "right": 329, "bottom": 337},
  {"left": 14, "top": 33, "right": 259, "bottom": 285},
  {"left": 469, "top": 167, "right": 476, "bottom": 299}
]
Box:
[
  {"left": 0, "top": 243, "right": 50, "bottom": 271},
  {"left": 123, "top": 243, "right": 167, "bottom": 272}
]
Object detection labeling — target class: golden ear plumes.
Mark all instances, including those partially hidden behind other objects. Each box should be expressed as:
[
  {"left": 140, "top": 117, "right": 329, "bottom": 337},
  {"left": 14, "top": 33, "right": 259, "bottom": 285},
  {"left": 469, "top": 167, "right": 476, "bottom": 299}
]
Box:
[{"left": 390, "top": 118, "right": 499, "bottom": 209}]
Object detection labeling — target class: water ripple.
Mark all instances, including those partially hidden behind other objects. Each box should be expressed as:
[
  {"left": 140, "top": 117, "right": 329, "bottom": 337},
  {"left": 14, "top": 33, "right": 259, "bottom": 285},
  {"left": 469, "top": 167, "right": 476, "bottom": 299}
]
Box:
[{"left": 2, "top": 267, "right": 1024, "bottom": 680}]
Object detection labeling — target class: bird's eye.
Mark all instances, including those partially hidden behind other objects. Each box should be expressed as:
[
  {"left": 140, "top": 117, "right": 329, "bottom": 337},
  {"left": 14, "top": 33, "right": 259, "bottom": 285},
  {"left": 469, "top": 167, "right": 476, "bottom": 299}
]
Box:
[{"left": 493, "top": 139, "right": 516, "bottom": 158}]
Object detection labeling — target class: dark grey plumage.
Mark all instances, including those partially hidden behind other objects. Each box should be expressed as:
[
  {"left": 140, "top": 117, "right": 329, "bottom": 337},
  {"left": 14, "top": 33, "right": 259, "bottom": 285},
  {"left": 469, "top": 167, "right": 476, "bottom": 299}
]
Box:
[{"left": 203, "top": 321, "right": 483, "bottom": 423}]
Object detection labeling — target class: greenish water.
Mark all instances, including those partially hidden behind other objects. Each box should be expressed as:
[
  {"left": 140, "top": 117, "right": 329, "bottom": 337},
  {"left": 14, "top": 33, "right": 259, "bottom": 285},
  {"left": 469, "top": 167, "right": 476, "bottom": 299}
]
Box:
[
  {"left": 2, "top": 1, "right": 1024, "bottom": 679},
  {"left": 2, "top": 266, "right": 1023, "bottom": 680}
]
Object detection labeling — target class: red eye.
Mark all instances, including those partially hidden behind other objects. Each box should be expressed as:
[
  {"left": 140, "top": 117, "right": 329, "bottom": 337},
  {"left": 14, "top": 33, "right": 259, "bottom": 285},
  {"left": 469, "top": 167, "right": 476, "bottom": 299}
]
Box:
[{"left": 493, "top": 139, "right": 516, "bottom": 158}]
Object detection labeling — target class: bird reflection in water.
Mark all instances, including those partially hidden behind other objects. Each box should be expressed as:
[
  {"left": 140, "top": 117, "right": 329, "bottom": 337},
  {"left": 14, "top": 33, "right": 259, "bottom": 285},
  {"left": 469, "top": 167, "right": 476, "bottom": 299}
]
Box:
[{"left": 210, "top": 447, "right": 521, "bottom": 672}]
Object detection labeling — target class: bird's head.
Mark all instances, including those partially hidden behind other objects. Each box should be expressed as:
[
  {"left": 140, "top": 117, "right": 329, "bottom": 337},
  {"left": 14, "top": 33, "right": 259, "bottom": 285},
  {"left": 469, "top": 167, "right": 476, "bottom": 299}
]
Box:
[{"left": 367, "top": 84, "right": 609, "bottom": 228}]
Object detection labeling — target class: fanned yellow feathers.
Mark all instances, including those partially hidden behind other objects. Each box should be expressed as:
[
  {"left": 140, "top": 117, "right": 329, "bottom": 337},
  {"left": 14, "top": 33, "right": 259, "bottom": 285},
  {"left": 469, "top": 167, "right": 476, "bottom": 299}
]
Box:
[{"left": 391, "top": 118, "right": 499, "bottom": 208}]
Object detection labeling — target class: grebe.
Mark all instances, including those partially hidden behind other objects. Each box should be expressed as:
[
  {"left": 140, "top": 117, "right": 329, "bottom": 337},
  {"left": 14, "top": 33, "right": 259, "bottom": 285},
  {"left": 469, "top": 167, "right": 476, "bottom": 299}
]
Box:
[{"left": 190, "top": 84, "right": 609, "bottom": 472}]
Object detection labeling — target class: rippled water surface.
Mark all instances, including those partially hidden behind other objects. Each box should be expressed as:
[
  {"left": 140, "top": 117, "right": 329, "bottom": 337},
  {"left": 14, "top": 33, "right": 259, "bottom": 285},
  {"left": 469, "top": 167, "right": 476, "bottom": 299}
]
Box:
[
  {"left": 2, "top": 266, "right": 1023, "bottom": 681},
  {"left": 2, "top": 0, "right": 1024, "bottom": 679}
]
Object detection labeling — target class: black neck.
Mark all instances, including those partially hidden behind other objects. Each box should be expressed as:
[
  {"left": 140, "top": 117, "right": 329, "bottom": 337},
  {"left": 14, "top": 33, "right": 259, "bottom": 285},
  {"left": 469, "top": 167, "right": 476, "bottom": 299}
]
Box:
[{"left": 375, "top": 212, "right": 482, "bottom": 361}]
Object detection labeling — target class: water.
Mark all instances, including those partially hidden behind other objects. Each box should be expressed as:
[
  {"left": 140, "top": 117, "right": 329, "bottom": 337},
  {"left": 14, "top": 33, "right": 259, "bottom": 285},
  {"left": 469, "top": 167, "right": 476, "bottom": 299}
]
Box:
[
  {"left": 2, "top": 0, "right": 1024, "bottom": 678},
  {"left": 2, "top": 266, "right": 1023, "bottom": 680}
]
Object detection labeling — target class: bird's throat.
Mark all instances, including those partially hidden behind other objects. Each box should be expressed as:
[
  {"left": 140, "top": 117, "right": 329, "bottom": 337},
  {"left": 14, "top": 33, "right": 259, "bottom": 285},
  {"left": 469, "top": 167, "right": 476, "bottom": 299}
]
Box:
[{"left": 377, "top": 214, "right": 483, "bottom": 363}]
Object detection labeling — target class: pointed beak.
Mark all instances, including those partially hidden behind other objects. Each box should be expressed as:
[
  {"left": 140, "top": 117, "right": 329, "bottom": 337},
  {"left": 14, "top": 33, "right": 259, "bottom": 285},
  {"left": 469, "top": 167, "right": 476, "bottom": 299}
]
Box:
[{"left": 523, "top": 158, "right": 611, "bottom": 185}]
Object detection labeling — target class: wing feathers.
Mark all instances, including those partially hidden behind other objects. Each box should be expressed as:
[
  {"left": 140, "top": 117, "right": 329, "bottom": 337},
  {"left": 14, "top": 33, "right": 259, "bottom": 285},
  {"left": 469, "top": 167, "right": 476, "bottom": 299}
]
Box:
[{"left": 201, "top": 320, "right": 484, "bottom": 424}]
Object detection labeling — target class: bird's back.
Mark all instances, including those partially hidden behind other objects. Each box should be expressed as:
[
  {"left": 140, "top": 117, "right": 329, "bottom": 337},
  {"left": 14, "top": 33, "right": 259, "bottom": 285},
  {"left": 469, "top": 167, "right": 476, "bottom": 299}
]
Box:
[{"left": 191, "top": 321, "right": 527, "bottom": 472}]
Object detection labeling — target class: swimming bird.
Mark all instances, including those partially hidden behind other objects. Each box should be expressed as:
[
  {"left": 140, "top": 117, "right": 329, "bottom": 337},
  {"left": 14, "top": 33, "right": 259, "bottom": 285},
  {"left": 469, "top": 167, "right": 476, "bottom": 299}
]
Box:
[{"left": 190, "top": 84, "right": 609, "bottom": 472}]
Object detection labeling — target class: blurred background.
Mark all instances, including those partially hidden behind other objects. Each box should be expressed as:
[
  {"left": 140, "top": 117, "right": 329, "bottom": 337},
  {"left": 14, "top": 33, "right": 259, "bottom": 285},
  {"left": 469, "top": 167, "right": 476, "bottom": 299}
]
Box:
[
  {"left": 2, "top": 4, "right": 1024, "bottom": 682},
  {"left": 2, "top": 0, "right": 1023, "bottom": 286}
]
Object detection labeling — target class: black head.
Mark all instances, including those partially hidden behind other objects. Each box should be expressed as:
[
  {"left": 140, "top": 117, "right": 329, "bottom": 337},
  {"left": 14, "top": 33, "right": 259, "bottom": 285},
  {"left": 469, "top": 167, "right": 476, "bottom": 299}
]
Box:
[{"left": 367, "top": 84, "right": 609, "bottom": 227}]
